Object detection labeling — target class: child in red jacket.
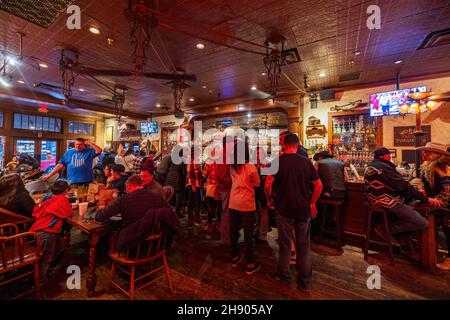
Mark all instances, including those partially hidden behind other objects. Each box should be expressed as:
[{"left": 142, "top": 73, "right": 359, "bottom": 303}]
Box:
[{"left": 30, "top": 181, "right": 72, "bottom": 283}]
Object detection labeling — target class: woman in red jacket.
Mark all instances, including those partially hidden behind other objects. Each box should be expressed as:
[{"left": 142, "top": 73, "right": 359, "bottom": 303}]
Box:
[{"left": 30, "top": 181, "right": 72, "bottom": 283}]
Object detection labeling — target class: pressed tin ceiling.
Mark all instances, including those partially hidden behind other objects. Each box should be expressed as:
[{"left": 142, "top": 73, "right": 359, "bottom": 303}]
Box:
[
  {"left": 0, "top": 0, "right": 74, "bottom": 28},
  {"left": 0, "top": 0, "right": 449, "bottom": 116}
]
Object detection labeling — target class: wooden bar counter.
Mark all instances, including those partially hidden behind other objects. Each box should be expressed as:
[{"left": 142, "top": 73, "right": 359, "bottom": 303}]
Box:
[{"left": 342, "top": 181, "right": 367, "bottom": 240}]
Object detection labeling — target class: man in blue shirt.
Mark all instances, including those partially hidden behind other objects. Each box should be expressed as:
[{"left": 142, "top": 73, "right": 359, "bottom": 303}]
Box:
[{"left": 43, "top": 138, "right": 102, "bottom": 185}]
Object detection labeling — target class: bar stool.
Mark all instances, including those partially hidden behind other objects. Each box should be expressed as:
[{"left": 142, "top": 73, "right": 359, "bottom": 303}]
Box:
[
  {"left": 363, "top": 203, "right": 395, "bottom": 265},
  {"left": 319, "top": 197, "right": 345, "bottom": 251}
]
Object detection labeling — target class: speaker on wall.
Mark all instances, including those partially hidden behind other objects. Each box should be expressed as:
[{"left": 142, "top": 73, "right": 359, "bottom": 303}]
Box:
[{"left": 320, "top": 89, "right": 336, "bottom": 100}]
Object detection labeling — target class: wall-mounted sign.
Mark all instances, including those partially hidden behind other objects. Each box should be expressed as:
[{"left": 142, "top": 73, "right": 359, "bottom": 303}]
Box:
[
  {"left": 393, "top": 125, "right": 431, "bottom": 146},
  {"left": 119, "top": 129, "right": 142, "bottom": 142},
  {"left": 216, "top": 119, "right": 233, "bottom": 126}
]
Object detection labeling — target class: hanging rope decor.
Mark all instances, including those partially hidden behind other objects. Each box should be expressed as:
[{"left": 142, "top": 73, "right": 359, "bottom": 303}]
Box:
[
  {"left": 124, "top": 0, "right": 159, "bottom": 73},
  {"left": 263, "top": 35, "right": 287, "bottom": 102}
]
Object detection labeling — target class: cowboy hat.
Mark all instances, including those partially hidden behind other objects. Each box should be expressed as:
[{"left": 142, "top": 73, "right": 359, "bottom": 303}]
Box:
[{"left": 416, "top": 142, "right": 450, "bottom": 156}]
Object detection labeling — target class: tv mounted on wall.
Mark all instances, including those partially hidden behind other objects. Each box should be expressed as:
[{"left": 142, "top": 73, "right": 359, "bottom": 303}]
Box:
[
  {"left": 140, "top": 121, "right": 158, "bottom": 134},
  {"left": 369, "top": 86, "right": 427, "bottom": 117}
]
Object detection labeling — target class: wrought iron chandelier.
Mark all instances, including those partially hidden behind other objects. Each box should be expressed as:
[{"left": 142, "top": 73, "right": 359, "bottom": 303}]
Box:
[
  {"left": 170, "top": 80, "right": 190, "bottom": 113},
  {"left": 263, "top": 35, "right": 287, "bottom": 101},
  {"left": 58, "top": 49, "right": 78, "bottom": 99},
  {"left": 112, "top": 86, "right": 127, "bottom": 122},
  {"left": 124, "top": 0, "right": 159, "bottom": 73}
]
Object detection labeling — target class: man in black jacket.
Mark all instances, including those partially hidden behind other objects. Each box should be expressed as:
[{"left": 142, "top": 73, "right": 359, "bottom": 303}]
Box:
[
  {"left": 314, "top": 151, "right": 347, "bottom": 199},
  {"left": 95, "top": 174, "right": 169, "bottom": 227},
  {"left": 364, "top": 147, "right": 441, "bottom": 242}
]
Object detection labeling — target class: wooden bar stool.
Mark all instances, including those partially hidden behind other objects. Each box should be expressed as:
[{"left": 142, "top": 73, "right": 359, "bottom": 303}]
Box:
[
  {"left": 319, "top": 198, "right": 345, "bottom": 251},
  {"left": 363, "top": 203, "right": 395, "bottom": 265}
]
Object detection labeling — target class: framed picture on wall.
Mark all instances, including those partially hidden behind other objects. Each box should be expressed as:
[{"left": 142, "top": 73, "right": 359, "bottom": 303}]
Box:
[
  {"left": 306, "top": 125, "right": 326, "bottom": 139},
  {"left": 105, "top": 126, "right": 114, "bottom": 142}
]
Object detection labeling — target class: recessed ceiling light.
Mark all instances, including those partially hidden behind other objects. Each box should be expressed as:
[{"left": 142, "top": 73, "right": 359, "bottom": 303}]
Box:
[
  {"left": 39, "top": 63, "right": 48, "bottom": 68},
  {"left": 353, "top": 50, "right": 361, "bottom": 56},
  {"left": 261, "top": 72, "right": 267, "bottom": 76},
  {"left": 394, "top": 59, "right": 403, "bottom": 64},
  {"left": 319, "top": 72, "right": 326, "bottom": 77},
  {"left": 189, "top": 98, "right": 195, "bottom": 102},
  {"left": 247, "top": 113, "right": 252, "bottom": 118},
  {"left": 208, "top": 90, "right": 212, "bottom": 93},
  {"left": 17, "top": 80, "right": 25, "bottom": 84},
  {"left": 78, "top": 88, "right": 85, "bottom": 92},
  {"left": 202, "top": 85, "right": 207, "bottom": 89},
  {"left": 251, "top": 85, "right": 257, "bottom": 90},
  {"left": 214, "top": 107, "right": 219, "bottom": 111},
  {"left": 196, "top": 43, "right": 205, "bottom": 49},
  {"left": 156, "top": 103, "right": 161, "bottom": 107},
  {"left": 89, "top": 26, "right": 101, "bottom": 35}
]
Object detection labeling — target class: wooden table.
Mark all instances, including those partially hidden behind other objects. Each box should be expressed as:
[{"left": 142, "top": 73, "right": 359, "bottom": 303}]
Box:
[
  {"left": 0, "top": 207, "right": 34, "bottom": 229},
  {"left": 64, "top": 207, "right": 120, "bottom": 297}
]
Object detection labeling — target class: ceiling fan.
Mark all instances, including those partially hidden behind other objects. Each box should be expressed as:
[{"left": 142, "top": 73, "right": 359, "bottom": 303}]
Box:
[{"left": 56, "top": 47, "right": 197, "bottom": 99}]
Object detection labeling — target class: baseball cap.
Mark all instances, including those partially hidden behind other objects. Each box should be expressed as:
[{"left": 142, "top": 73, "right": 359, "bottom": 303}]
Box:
[{"left": 374, "top": 147, "right": 391, "bottom": 158}]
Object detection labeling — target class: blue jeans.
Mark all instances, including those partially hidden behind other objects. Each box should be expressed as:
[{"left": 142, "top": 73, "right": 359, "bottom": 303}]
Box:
[
  {"left": 38, "top": 231, "right": 64, "bottom": 282},
  {"left": 276, "top": 214, "right": 312, "bottom": 289},
  {"left": 388, "top": 204, "right": 428, "bottom": 234}
]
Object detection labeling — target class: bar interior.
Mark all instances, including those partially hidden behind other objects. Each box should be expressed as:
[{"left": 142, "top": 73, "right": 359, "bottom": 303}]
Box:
[{"left": 0, "top": 0, "right": 449, "bottom": 300}]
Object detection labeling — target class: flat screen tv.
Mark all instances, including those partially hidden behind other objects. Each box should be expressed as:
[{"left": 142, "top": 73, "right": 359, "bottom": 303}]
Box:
[
  {"left": 369, "top": 86, "right": 427, "bottom": 116},
  {"left": 140, "top": 121, "right": 158, "bottom": 134}
]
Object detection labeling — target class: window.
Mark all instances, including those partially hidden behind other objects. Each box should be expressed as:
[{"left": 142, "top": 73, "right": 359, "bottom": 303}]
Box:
[
  {"left": 0, "top": 112, "right": 3, "bottom": 127},
  {"left": 13, "top": 113, "right": 62, "bottom": 132},
  {"left": 68, "top": 120, "right": 94, "bottom": 135}
]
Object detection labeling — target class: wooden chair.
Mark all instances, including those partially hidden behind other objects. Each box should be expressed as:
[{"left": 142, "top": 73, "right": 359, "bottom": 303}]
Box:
[
  {"left": 107, "top": 222, "right": 173, "bottom": 300},
  {"left": 319, "top": 197, "right": 345, "bottom": 251},
  {"left": 163, "top": 185, "right": 175, "bottom": 203},
  {"left": 0, "top": 223, "right": 41, "bottom": 299},
  {"left": 363, "top": 203, "right": 395, "bottom": 265}
]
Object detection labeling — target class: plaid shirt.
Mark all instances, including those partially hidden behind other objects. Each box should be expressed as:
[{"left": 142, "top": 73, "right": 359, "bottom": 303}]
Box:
[
  {"left": 187, "top": 163, "right": 203, "bottom": 188},
  {"left": 132, "top": 156, "right": 145, "bottom": 175}
]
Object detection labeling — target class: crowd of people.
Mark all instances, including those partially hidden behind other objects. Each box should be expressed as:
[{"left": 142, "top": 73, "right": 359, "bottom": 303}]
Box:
[{"left": 0, "top": 135, "right": 449, "bottom": 293}]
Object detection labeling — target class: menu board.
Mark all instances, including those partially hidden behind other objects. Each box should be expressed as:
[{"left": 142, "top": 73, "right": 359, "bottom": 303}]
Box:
[{"left": 393, "top": 125, "right": 431, "bottom": 146}]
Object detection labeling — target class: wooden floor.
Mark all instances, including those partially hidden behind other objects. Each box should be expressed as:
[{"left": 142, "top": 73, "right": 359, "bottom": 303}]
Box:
[{"left": 3, "top": 216, "right": 450, "bottom": 300}]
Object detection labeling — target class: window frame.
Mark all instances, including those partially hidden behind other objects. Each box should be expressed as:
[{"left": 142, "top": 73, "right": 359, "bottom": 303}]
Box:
[{"left": 13, "top": 113, "right": 62, "bottom": 133}]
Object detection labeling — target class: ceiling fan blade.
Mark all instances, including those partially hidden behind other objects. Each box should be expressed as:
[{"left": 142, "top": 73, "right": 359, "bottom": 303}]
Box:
[
  {"left": 248, "top": 89, "right": 271, "bottom": 100},
  {"left": 34, "top": 87, "right": 66, "bottom": 100},
  {"left": 143, "top": 72, "right": 197, "bottom": 81},
  {"left": 72, "top": 65, "right": 134, "bottom": 77}
]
